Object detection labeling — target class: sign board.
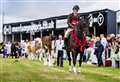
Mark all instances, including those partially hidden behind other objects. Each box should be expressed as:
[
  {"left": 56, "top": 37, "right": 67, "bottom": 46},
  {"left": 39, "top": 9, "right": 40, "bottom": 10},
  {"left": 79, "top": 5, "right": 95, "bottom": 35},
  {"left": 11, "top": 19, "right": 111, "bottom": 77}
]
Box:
[
  {"left": 11, "top": 20, "right": 54, "bottom": 33},
  {"left": 87, "top": 12, "right": 105, "bottom": 27},
  {"left": 56, "top": 19, "right": 68, "bottom": 28},
  {"left": 4, "top": 25, "right": 12, "bottom": 35},
  {"left": 42, "top": 20, "right": 54, "bottom": 29}
]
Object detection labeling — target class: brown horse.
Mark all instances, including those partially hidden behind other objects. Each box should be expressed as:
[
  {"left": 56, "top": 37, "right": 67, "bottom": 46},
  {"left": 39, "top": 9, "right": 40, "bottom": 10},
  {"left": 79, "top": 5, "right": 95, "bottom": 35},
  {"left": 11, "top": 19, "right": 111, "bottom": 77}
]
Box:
[
  {"left": 66, "top": 17, "right": 89, "bottom": 73},
  {"left": 42, "top": 36, "right": 52, "bottom": 55},
  {"left": 42, "top": 35, "right": 56, "bottom": 66}
]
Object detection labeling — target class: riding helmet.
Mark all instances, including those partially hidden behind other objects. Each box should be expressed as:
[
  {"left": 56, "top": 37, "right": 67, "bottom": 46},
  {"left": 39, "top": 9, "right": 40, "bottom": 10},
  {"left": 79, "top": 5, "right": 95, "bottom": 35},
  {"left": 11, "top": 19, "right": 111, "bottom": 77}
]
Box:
[{"left": 72, "top": 5, "right": 80, "bottom": 11}]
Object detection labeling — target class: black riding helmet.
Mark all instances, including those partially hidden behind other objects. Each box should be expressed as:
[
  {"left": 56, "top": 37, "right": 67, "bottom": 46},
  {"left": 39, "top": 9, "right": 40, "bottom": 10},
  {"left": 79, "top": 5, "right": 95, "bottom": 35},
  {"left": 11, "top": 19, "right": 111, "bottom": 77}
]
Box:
[{"left": 72, "top": 5, "right": 80, "bottom": 11}]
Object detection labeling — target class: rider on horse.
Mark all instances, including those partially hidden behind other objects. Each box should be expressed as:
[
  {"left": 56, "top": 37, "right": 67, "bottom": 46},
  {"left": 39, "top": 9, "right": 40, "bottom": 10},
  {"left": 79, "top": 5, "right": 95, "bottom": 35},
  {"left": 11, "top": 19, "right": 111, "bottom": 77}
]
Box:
[{"left": 64, "top": 5, "right": 80, "bottom": 49}]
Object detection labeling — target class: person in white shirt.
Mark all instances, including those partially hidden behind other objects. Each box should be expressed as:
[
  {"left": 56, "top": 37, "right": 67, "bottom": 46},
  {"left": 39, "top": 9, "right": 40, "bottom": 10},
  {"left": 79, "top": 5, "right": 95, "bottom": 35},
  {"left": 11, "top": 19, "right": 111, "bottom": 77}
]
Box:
[
  {"left": 100, "top": 34, "right": 108, "bottom": 49},
  {"left": 100, "top": 34, "right": 108, "bottom": 66},
  {"left": 21, "top": 40, "right": 28, "bottom": 58},
  {"left": 55, "top": 35, "right": 64, "bottom": 67},
  {"left": 6, "top": 41, "right": 11, "bottom": 57}
]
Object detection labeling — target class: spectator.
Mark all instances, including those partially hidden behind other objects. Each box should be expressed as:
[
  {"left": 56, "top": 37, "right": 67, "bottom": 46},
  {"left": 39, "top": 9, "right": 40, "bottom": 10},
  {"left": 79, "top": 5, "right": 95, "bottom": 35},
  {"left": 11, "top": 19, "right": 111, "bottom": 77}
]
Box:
[
  {"left": 17, "top": 43, "right": 22, "bottom": 58},
  {"left": 87, "top": 37, "right": 96, "bottom": 64},
  {"left": 3, "top": 44, "right": 8, "bottom": 58},
  {"left": 100, "top": 34, "right": 108, "bottom": 49},
  {"left": 6, "top": 42, "right": 11, "bottom": 57},
  {"left": 55, "top": 35, "right": 64, "bottom": 67},
  {"left": 94, "top": 37, "right": 104, "bottom": 67},
  {"left": 21, "top": 40, "right": 28, "bottom": 58},
  {"left": 100, "top": 34, "right": 108, "bottom": 65},
  {"left": 115, "top": 42, "right": 120, "bottom": 68},
  {"left": 11, "top": 42, "right": 17, "bottom": 58}
]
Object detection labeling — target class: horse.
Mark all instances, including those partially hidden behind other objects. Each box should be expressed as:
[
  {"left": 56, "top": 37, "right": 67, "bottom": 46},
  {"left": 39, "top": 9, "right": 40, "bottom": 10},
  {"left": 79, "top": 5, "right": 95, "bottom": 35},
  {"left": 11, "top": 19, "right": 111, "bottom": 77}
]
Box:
[
  {"left": 66, "top": 17, "right": 89, "bottom": 73},
  {"left": 42, "top": 35, "right": 56, "bottom": 66},
  {"left": 27, "top": 38, "right": 42, "bottom": 60}
]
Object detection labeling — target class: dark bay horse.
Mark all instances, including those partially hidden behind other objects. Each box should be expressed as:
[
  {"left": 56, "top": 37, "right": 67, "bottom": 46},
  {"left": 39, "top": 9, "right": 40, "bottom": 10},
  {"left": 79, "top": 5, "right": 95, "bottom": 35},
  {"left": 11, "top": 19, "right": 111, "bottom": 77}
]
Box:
[{"left": 66, "top": 18, "right": 89, "bottom": 73}]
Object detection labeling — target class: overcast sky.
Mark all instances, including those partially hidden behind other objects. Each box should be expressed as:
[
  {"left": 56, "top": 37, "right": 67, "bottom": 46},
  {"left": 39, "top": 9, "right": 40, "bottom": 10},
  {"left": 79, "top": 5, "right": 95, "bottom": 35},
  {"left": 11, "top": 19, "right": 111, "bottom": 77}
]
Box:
[{"left": 0, "top": 0, "right": 120, "bottom": 24}]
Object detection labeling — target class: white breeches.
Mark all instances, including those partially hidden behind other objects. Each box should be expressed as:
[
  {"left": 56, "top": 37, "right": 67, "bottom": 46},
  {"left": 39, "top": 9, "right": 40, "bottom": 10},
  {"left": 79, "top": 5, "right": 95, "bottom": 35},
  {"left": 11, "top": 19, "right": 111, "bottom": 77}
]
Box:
[{"left": 64, "top": 28, "right": 73, "bottom": 38}]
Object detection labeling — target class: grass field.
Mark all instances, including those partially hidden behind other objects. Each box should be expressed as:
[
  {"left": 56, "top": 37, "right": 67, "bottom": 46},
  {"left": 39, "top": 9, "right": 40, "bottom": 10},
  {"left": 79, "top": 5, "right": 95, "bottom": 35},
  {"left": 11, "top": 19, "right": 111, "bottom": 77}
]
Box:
[{"left": 0, "top": 58, "right": 120, "bottom": 82}]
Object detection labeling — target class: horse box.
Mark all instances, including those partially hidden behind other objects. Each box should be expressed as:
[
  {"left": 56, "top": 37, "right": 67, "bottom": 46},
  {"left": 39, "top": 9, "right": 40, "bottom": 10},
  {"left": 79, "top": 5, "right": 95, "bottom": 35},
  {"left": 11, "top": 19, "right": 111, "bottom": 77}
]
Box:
[{"left": 105, "top": 59, "right": 112, "bottom": 67}]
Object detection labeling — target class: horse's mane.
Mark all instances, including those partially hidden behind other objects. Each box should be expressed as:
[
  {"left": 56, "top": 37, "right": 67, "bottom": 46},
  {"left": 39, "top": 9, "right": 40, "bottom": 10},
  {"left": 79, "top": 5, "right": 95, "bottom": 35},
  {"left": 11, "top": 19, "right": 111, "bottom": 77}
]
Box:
[{"left": 77, "top": 17, "right": 89, "bottom": 32}]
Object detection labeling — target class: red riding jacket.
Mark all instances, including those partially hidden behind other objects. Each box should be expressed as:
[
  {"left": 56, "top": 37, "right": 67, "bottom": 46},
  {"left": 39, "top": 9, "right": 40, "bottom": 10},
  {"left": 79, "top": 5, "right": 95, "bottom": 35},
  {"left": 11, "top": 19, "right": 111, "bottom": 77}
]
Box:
[{"left": 67, "top": 13, "right": 80, "bottom": 30}]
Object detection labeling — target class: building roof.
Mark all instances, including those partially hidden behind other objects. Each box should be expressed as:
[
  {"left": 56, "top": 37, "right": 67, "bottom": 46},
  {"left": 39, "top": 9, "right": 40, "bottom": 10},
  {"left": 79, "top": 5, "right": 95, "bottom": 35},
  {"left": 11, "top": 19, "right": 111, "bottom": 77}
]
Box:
[{"left": 4, "top": 9, "right": 115, "bottom": 26}]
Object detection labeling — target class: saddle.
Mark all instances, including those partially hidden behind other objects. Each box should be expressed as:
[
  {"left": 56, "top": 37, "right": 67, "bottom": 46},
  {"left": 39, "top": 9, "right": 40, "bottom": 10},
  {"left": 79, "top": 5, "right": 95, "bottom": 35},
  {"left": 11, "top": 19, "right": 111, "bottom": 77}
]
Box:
[{"left": 69, "top": 30, "right": 86, "bottom": 51}]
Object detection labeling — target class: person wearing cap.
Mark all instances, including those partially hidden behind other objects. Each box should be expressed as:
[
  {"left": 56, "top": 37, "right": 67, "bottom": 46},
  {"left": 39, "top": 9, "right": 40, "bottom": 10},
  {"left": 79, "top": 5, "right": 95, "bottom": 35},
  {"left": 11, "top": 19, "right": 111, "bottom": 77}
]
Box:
[{"left": 64, "top": 5, "right": 80, "bottom": 49}]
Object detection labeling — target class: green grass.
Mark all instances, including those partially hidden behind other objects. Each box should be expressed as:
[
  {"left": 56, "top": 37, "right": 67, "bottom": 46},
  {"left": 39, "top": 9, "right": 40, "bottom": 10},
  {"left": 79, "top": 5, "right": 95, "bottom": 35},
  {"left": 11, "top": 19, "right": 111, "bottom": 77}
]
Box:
[{"left": 0, "top": 58, "right": 120, "bottom": 82}]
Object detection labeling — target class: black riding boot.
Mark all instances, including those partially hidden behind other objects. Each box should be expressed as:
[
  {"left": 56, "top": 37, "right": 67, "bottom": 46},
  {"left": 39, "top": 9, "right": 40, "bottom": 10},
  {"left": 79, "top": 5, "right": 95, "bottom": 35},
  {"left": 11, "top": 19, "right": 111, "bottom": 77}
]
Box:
[{"left": 64, "top": 38, "right": 68, "bottom": 49}]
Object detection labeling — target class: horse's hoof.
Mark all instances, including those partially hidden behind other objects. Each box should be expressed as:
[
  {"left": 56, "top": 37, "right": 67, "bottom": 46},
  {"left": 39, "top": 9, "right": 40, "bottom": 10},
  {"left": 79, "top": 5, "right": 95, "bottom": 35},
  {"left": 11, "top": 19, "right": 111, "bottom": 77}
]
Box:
[
  {"left": 69, "top": 67, "right": 72, "bottom": 72},
  {"left": 77, "top": 68, "right": 81, "bottom": 73},
  {"left": 77, "top": 70, "right": 81, "bottom": 73},
  {"left": 44, "top": 62, "right": 47, "bottom": 66},
  {"left": 73, "top": 67, "right": 77, "bottom": 73},
  {"left": 69, "top": 69, "right": 72, "bottom": 72}
]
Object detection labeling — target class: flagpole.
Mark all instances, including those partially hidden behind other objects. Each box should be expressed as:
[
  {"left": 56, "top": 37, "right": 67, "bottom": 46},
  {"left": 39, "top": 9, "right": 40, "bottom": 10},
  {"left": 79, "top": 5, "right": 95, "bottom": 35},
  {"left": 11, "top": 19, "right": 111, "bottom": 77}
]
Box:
[{"left": 1, "top": 0, "right": 4, "bottom": 42}]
